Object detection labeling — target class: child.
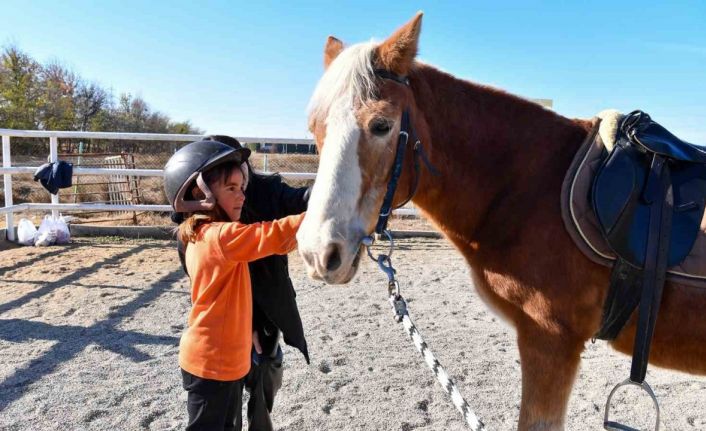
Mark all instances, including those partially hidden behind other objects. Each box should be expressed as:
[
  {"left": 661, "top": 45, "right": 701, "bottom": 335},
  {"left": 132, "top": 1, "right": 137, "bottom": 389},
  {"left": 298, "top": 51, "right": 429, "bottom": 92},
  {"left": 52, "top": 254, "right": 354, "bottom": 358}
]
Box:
[
  {"left": 203, "top": 135, "right": 310, "bottom": 431},
  {"left": 163, "top": 140, "right": 305, "bottom": 430},
  {"left": 173, "top": 135, "right": 311, "bottom": 430}
]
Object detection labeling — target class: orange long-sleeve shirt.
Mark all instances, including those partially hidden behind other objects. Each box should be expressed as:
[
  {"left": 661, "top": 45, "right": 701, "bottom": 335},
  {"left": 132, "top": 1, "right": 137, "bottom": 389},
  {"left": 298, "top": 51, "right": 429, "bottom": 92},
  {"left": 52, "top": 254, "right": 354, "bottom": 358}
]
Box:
[{"left": 179, "top": 213, "right": 305, "bottom": 381}]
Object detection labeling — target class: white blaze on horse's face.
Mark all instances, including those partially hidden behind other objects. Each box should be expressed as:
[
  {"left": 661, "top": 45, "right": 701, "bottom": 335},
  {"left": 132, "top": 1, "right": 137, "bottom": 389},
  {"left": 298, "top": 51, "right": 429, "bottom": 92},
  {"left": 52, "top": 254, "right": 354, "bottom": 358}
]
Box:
[
  {"left": 298, "top": 14, "right": 422, "bottom": 284},
  {"left": 298, "top": 103, "right": 367, "bottom": 284},
  {"left": 297, "top": 43, "right": 379, "bottom": 284}
]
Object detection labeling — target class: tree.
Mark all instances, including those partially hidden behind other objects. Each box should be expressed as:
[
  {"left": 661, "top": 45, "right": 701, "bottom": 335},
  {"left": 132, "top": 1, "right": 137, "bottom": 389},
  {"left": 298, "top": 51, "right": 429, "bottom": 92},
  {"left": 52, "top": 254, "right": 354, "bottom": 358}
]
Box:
[
  {"left": 40, "top": 62, "right": 77, "bottom": 130},
  {"left": 168, "top": 120, "right": 200, "bottom": 134},
  {"left": 74, "top": 81, "right": 107, "bottom": 131},
  {"left": 0, "top": 45, "right": 203, "bottom": 137},
  {"left": 0, "top": 45, "right": 43, "bottom": 129}
]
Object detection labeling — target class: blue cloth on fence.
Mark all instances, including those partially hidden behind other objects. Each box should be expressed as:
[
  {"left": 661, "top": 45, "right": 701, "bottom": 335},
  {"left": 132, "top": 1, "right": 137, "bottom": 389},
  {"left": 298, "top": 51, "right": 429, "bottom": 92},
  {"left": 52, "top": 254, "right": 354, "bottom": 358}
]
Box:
[{"left": 33, "top": 161, "right": 73, "bottom": 195}]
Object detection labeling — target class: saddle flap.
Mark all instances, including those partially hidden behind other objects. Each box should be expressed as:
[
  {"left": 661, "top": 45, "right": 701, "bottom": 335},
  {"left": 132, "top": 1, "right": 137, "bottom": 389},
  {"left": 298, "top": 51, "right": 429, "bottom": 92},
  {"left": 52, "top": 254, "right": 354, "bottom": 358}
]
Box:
[
  {"left": 593, "top": 143, "right": 648, "bottom": 267},
  {"left": 593, "top": 139, "right": 706, "bottom": 269},
  {"left": 670, "top": 165, "right": 706, "bottom": 249},
  {"left": 593, "top": 143, "right": 641, "bottom": 234}
]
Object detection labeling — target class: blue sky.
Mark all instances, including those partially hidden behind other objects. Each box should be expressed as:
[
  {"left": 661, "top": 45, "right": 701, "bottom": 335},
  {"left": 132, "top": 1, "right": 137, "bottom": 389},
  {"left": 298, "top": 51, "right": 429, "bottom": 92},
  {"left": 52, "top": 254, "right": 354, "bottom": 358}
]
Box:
[{"left": 3, "top": 0, "right": 705, "bottom": 141}]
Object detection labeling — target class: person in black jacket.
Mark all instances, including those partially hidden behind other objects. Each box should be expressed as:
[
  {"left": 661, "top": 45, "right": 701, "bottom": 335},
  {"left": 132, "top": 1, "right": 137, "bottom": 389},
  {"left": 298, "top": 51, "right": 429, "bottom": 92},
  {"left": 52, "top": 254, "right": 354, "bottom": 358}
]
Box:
[{"left": 173, "top": 134, "right": 309, "bottom": 431}]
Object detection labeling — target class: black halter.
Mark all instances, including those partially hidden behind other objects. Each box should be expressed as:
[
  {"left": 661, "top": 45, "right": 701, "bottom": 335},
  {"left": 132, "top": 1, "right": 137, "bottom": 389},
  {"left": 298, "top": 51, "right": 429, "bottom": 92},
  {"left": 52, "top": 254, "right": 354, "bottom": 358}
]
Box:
[{"left": 373, "top": 69, "right": 438, "bottom": 235}]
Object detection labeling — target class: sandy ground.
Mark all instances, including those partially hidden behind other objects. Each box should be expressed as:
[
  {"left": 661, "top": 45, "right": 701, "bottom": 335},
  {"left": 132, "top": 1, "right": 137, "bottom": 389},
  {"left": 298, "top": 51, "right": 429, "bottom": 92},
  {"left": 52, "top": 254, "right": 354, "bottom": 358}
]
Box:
[{"left": 1, "top": 236, "right": 705, "bottom": 430}]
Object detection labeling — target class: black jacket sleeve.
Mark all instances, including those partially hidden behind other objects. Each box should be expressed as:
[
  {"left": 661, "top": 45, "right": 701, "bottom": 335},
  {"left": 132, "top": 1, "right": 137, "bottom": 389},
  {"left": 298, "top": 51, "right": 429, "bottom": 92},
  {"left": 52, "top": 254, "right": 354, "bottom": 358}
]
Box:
[{"left": 276, "top": 181, "right": 310, "bottom": 217}]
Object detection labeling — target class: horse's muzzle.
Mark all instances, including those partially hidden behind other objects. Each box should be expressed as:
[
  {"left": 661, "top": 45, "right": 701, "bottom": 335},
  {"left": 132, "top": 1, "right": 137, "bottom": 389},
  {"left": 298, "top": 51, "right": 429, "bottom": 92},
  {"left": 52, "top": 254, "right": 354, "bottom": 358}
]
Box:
[{"left": 299, "top": 241, "right": 362, "bottom": 284}]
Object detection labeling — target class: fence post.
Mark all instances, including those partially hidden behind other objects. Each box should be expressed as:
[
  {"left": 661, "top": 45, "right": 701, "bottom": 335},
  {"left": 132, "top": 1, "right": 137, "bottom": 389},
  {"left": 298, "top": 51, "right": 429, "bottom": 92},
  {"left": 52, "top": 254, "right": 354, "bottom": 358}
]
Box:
[
  {"left": 263, "top": 154, "right": 269, "bottom": 172},
  {"left": 49, "top": 136, "right": 59, "bottom": 218},
  {"left": 73, "top": 141, "right": 84, "bottom": 203},
  {"left": 2, "top": 135, "right": 15, "bottom": 241}
]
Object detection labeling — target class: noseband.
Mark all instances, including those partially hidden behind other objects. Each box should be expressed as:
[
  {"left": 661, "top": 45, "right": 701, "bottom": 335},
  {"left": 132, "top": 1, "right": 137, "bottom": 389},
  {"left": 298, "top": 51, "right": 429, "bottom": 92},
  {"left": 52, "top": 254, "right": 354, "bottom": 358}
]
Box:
[{"left": 372, "top": 69, "right": 438, "bottom": 235}]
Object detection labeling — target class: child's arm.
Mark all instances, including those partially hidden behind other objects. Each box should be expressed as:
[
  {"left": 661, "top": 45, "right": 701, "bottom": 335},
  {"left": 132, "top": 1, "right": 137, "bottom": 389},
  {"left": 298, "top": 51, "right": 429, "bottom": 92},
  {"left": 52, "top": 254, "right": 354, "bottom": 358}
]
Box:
[{"left": 218, "top": 213, "right": 305, "bottom": 262}]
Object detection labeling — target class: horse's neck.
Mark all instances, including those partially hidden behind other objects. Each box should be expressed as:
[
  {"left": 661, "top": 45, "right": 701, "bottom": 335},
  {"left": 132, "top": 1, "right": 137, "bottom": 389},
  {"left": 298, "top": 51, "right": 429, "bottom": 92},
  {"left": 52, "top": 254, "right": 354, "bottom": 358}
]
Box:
[{"left": 409, "top": 65, "right": 591, "bottom": 250}]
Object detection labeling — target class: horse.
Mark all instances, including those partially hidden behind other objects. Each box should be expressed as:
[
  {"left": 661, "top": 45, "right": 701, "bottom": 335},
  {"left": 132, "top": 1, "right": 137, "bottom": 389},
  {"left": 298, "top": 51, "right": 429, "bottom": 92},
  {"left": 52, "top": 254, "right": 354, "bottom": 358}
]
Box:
[{"left": 295, "top": 12, "right": 706, "bottom": 431}]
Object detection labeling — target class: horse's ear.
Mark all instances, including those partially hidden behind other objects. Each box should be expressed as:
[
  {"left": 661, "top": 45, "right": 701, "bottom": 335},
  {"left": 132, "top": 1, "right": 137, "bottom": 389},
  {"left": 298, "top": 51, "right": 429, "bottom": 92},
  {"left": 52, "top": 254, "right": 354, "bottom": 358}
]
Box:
[
  {"left": 324, "top": 36, "right": 344, "bottom": 69},
  {"left": 377, "top": 11, "right": 423, "bottom": 75}
]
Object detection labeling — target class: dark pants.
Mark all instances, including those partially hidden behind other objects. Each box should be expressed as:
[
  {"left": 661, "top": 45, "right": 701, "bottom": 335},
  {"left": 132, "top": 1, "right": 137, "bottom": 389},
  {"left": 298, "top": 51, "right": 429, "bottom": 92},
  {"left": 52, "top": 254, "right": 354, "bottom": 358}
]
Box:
[
  {"left": 181, "top": 346, "right": 284, "bottom": 431},
  {"left": 182, "top": 369, "right": 245, "bottom": 431},
  {"left": 245, "top": 345, "right": 284, "bottom": 431}
]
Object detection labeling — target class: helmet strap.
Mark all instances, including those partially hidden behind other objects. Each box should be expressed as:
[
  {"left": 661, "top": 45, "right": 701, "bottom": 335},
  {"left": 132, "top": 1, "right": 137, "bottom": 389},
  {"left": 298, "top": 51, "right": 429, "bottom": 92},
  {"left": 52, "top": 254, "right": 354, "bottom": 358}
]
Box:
[
  {"left": 241, "top": 162, "right": 249, "bottom": 191},
  {"left": 174, "top": 172, "right": 217, "bottom": 212},
  {"left": 195, "top": 173, "right": 217, "bottom": 207}
]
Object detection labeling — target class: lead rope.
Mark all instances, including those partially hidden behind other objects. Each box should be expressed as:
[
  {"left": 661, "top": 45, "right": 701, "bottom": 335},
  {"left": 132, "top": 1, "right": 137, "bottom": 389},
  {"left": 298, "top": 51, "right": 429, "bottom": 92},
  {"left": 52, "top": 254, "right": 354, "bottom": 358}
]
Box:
[{"left": 363, "top": 233, "right": 487, "bottom": 431}]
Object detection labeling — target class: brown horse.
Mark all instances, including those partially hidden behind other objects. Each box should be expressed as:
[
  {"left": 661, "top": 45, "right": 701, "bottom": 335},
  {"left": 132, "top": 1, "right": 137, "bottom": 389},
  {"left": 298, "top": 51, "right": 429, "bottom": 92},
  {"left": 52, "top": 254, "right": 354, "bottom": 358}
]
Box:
[{"left": 296, "top": 12, "right": 706, "bottom": 431}]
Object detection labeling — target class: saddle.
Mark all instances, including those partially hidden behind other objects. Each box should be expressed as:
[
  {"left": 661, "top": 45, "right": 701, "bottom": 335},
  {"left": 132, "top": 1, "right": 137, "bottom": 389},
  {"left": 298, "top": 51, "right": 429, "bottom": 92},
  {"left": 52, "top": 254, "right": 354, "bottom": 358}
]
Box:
[
  {"left": 592, "top": 111, "right": 706, "bottom": 343},
  {"left": 587, "top": 110, "right": 706, "bottom": 430}
]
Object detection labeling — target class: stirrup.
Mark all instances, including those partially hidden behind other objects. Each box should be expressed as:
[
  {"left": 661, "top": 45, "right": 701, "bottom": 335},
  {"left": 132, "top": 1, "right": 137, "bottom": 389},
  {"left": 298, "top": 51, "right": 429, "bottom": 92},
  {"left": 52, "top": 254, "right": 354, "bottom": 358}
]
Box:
[{"left": 604, "top": 378, "right": 660, "bottom": 431}]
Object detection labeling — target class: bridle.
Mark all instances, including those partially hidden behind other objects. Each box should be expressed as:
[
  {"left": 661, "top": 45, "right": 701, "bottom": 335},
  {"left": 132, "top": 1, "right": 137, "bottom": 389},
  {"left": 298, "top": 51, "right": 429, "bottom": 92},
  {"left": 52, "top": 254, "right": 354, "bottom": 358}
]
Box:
[
  {"left": 371, "top": 68, "right": 438, "bottom": 236},
  {"left": 363, "top": 67, "right": 439, "bottom": 302}
]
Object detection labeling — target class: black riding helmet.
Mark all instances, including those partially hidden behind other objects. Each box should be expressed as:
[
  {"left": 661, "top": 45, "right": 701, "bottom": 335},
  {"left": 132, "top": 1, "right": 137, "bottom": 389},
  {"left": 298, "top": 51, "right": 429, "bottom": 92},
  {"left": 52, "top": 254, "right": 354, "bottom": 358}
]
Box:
[{"left": 164, "top": 140, "right": 251, "bottom": 212}]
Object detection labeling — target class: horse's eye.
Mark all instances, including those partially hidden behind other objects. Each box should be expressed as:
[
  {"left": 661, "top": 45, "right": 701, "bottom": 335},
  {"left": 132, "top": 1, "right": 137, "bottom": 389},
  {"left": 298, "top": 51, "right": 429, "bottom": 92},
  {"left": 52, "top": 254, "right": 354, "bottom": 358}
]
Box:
[{"left": 369, "top": 119, "right": 392, "bottom": 136}]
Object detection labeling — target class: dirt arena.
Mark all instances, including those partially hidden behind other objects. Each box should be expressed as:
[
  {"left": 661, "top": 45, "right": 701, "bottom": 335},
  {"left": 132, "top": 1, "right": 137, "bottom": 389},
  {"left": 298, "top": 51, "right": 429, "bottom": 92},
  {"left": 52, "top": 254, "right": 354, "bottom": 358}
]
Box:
[{"left": 1, "top": 236, "right": 704, "bottom": 430}]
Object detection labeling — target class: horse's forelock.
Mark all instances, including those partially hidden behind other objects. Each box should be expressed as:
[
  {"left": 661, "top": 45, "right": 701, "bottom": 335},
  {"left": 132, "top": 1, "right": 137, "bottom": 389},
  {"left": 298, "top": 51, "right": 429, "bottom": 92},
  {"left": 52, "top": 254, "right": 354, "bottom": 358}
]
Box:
[{"left": 307, "top": 40, "right": 378, "bottom": 126}]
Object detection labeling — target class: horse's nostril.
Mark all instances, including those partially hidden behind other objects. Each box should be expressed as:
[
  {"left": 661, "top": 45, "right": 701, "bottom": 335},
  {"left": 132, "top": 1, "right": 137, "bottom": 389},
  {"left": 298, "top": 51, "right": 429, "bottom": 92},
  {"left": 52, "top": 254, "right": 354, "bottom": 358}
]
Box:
[{"left": 323, "top": 243, "right": 342, "bottom": 272}]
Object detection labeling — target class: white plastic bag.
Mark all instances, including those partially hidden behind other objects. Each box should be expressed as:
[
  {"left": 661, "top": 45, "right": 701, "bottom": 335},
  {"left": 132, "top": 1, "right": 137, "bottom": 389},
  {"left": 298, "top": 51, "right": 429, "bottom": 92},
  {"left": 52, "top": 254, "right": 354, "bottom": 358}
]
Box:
[
  {"left": 33, "top": 214, "right": 71, "bottom": 246},
  {"left": 54, "top": 216, "right": 71, "bottom": 244},
  {"left": 17, "top": 218, "right": 38, "bottom": 246},
  {"left": 35, "top": 215, "right": 57, "bottom": 246}
]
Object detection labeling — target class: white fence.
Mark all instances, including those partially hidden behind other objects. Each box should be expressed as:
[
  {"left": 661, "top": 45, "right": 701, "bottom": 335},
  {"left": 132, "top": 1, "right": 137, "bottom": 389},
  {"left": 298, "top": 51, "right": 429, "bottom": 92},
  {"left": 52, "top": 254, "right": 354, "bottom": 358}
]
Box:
[{"left": 0, "top": 129, "right": 418, "bottom": 241}]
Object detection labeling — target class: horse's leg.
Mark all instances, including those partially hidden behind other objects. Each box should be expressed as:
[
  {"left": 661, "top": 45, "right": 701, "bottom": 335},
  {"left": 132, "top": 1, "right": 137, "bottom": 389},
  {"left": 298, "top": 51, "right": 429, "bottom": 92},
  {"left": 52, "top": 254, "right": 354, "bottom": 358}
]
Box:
[{"left": 516, "top": 321, "right": 584, "bottom": 431}]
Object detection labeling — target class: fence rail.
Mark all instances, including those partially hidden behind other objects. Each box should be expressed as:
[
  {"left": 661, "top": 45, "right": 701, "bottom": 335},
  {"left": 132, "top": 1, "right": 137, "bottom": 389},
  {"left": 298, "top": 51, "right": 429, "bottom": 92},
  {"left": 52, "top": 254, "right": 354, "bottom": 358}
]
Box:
[
  {"left": 1, "top": 129, "right": 419, "bottom": 242},
  {"left": 0, "top": 129, "right": 314, "bottom": 144},
  {"left": 1, "top": 166, "right": 317, "bottom": 179}
]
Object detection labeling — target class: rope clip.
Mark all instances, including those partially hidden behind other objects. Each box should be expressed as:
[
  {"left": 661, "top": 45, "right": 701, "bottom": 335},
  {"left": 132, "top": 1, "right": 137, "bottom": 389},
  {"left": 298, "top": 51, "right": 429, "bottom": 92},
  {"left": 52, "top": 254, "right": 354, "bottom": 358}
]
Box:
[{"left": 389, "top": 292, "right": 408, "bottom": 322}]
